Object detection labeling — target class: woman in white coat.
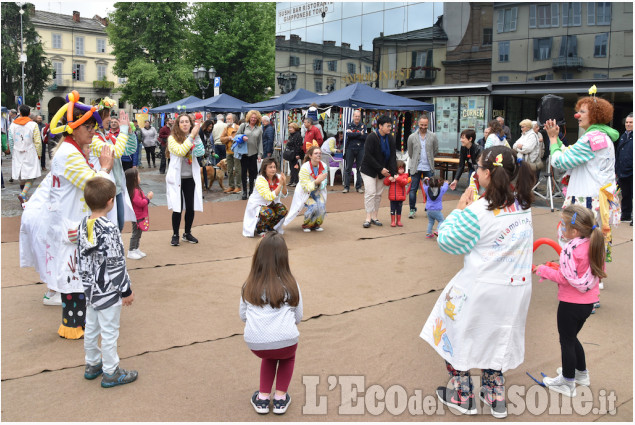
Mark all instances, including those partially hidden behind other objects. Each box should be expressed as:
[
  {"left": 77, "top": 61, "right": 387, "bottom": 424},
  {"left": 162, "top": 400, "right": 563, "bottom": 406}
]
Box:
[
  {"left": 512, "top": 119, "right": 542, "bottom": 171},
  {"left": 284, "top": 146, "right": 329, "bottom": 232},
  {"left": 20, "top": 105, "right": 115, "bottom": 339},
  {"left": 166, "top": 114, "right": 205, "bottom": 246},
  {"left": 420, "top": 146, "right": 535, "bottom": 418},
  {"left": 242, "top": 158, "right": 288, "bottom": 237}
]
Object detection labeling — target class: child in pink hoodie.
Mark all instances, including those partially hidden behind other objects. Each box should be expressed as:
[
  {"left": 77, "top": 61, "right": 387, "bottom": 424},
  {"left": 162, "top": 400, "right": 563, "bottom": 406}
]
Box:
[
  {"left": 125, "top": 168, "right": 153, "bottom": 260},
  {"left": 534, "top": 204, "right": 605, "bottom": 398}
]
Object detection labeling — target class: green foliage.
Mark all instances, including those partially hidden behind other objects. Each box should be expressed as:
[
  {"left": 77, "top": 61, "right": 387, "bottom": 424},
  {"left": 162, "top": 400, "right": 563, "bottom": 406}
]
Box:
[
  {"left": 106, "top": 2, "right": 196, "bottom": 106},
  {"left": 189, "top": 2, "right": 275, "bottom": 103},
  {"left": 1, "top": 3, "right": 53, "bottom": 108}
]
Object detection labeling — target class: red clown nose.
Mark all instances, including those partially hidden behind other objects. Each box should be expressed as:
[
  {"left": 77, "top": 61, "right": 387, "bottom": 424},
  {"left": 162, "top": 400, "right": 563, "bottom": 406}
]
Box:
[{"left": 574, "top": 113, "right": 581, "bottom": 119}]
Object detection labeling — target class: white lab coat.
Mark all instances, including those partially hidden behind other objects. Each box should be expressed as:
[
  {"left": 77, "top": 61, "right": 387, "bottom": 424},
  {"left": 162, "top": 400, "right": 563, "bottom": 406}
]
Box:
[{"left": 242, "top": 174, "right": 287, "bottom": 237}]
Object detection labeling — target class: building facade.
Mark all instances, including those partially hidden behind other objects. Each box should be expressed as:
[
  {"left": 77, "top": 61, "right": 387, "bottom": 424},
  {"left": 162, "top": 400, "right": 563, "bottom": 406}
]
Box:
[
  {"left": 30, "top": 9, "right": 129, "bottom": 121},
  {"left": 276, "top": 2, "right": 633, "bottom": 153}
]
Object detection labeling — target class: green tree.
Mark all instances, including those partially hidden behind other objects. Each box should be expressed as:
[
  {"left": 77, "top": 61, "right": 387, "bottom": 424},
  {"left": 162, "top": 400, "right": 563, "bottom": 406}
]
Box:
[
  {"left": 189, "top": 2, "right": 275, "bottom": 103},
  {"left": 106, "top": 2, "right": 197, "bottom": 107},
  {"left": 1, "top": 3, "right": 52, "bottom": 108}
]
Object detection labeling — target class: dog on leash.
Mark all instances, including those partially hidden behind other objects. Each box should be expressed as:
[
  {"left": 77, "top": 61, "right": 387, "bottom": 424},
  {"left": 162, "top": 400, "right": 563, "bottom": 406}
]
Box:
[{"left": 201, "top": 158, "right": 227, "bottom": 191}]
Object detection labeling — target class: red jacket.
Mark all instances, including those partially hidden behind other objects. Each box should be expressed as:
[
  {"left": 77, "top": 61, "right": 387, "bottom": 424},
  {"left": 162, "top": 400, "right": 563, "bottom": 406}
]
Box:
[
  {"left": 131, "top": 188, "right": 149, "bottom": 220},
  {"left": 383, "top": 173, "right": 410, "bottom": 201},
  {"left": 303, "top": 126, "right": 323, "bottom": 152}
]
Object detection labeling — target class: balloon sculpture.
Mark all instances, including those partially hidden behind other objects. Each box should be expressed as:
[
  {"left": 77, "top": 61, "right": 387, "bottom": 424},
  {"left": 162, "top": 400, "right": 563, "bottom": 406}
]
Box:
[{"left": 49, "top": 91, "right": 105, "bottom": 134}]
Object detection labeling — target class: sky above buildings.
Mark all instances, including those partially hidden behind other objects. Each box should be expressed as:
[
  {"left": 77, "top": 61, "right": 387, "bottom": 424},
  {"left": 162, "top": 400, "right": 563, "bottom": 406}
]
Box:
[{"left": 30, "top": 1, "right": 117, "bottom": 18}]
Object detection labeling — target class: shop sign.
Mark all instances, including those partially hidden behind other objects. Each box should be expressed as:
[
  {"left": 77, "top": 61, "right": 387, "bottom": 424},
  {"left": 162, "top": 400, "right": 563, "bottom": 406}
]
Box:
[
  {"left": 343, "top": 69, "right": 413, "bottom": 84},
  {"left": 278, "top": 2, "right": 333, "bottom": 23}
]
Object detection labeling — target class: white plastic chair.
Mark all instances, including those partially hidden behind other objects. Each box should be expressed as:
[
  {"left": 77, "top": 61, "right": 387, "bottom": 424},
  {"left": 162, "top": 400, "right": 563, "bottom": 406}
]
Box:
[{"left": 321, "top": 152, "right": 343, "bottom": 187}]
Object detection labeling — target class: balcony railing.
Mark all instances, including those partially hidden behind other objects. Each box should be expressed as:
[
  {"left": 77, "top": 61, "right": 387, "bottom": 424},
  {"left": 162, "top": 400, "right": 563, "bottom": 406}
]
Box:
[
  {"left": 93, "top": 80, "right": 115, "bottom": 91},
  {"left": 552, "top": 56, "right": 584, "bottom": 70}
]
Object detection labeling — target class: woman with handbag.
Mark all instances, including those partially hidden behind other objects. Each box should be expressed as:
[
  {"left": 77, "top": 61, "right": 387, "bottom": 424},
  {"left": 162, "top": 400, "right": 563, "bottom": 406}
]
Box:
[{"left": 285, "top": 123, "right": 303, "bottom": 187}]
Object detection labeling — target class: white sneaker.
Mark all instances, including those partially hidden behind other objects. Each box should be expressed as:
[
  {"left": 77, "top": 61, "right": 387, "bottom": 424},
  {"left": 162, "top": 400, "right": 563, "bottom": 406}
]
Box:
[
  {"left": 315, "top": 227, "right": 324, "bottom": 232},
  {"left": 43, "top": 291, "right": 61, "bottom": 306},
  {"left": 556, "top": 367, "right": 590, "bottom": 386},
  {"left": 127, "top": 250, "right": 142, "bottom": 260},
  {"left": 135, "top": 249, "right": 147, "bottom": 258},
  {"left": 599, "top": 282, "right": 604, "bottom": 290},
  {"left": 303, "top": 228, "right": 311, "bottom": 233},
  {"left": 543, "top": 373, "right": 576, "bottom": 397}
]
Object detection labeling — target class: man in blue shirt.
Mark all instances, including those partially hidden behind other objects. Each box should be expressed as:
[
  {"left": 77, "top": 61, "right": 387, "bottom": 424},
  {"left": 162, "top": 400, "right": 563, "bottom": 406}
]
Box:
[{"left": 406, "top": 116, "right": 438, "bottom": 218}]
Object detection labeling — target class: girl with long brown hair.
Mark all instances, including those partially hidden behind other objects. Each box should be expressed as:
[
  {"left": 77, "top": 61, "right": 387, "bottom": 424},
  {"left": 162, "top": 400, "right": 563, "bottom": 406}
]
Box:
[
  {"left": 240, "top": 232, "right": 302, "bottom": 415},
  {"left": 534, "top": 204, "right": 605, "bottom": 397}
]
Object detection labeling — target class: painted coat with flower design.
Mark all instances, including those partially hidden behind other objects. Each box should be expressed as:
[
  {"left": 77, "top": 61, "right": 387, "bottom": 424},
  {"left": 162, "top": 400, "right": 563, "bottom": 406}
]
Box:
[
  {"left": 420, "top": 197, "right": 533, "bottom": 372},
  {"left": 20, "top": 141, "right": 110, "bottom": 293},
  {"left": 283, "top": 160, "right": 328, "bottom": 226}
]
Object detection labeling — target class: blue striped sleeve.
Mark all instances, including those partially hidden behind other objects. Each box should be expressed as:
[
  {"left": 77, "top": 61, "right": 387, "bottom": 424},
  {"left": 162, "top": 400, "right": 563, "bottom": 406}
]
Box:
[
  {"left": 550, "top": 138, "right": 594, "bottom": 170},
  {"left": 437, "top": 208, "right": 481, "bottom": 255}
]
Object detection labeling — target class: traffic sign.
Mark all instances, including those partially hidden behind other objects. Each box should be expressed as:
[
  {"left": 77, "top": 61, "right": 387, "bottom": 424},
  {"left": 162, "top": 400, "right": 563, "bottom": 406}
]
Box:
[
  {"left": 141, "top": 106, "right": 149, "bottom": 113},
  {"left": 214, "top": 77, "right": 221, "bottom": 88},
  {"left": 36, "top": 102, "right": 41, "bottom": 110},
  {"left": 16, "top": 96, "right": 23, "bottom": 106}
]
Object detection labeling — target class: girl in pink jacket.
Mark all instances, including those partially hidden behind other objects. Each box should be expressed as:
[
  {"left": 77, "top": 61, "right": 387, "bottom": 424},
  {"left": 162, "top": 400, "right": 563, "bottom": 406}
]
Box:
[
  {"left": 125, "top": 168, "right": 153, "bottom": 260},
  {"left": 534, "top": 204, "right": 605, "bottom": 398}
]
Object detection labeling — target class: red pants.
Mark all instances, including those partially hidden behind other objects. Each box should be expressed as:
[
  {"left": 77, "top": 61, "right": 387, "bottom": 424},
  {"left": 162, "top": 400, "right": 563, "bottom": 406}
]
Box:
[{"left": 251, "top": 344, "right": 297, "bottom": 393}]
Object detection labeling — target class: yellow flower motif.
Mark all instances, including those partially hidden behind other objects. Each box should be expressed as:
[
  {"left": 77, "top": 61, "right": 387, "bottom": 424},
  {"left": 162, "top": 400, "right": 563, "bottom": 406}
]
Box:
[{"left": 588, "top": 85, "right": 597, "bottom": 95}]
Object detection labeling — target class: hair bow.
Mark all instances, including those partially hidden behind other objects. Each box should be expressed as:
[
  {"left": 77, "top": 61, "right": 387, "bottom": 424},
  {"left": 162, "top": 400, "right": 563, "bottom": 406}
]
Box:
[{"left": 493, "top": 153, "right": 504, "bottom": 167}]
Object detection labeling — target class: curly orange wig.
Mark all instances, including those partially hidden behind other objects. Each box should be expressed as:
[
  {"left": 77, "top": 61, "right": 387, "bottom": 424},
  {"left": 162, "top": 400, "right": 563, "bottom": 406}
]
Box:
[{"left": 575, "top": 97, "right": 614, "bottom": 125}]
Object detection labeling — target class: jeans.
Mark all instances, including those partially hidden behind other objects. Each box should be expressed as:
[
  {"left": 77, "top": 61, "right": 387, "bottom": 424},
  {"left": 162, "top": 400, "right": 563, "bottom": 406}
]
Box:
[
  {"left": 159, "top": 144, "right": 167, "bottom": 173},
  {"left": 129, "top": 220, "right": 142, "bottom": 251},
  {"left": 40, "top": 143, "right": 47, "bottom": 169},
  {"left": 619, "top": 176, "right": 633, "bottom": 220},
  {"left": 116, "top": 192, "right": 125, "bottom": 232},
  {"left": 84, "top": 303, "right": 122, "bottom": 375},
  {"left": 390, "top": 200, "right": 403, "bottom": 215},
  {"left": 409, "top": 170, "right": 434, "bottom": 211},
  {"left": 344, "top": 145, "right": 364, "bottom": 190},
  {"left": 144, "top": 146, "right": 156, "bottom": 167},
  {"left": 426, "top": 210, "right": 444, "bottom": 234}
]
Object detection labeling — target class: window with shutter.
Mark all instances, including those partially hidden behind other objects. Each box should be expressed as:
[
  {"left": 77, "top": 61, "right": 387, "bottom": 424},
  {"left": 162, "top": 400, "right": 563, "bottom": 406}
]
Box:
[
  {"left": 529, "top": 5, "right": 536, "bottom": 28},
  {"left": 551, "top": 3, "right": 559, "bottom": 27},
  {"left": 588, "top": 3, "right": 595, "bottom": 25}
]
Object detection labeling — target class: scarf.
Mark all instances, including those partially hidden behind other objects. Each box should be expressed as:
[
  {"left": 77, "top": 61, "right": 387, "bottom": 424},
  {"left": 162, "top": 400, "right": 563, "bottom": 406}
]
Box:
[
  {"left": 585, "top": 124, "right": 620, "bottom": 142},
  {"left": 268, "top": 176, "right": 279, "bottom": 192},
  {"left": 309, "top": 161, "right": 324, "bottom": 180},
  {"left": 63, "top": 135, "right": 91, "bottom": 167},
  {"left": 559, "top": 237, "right": 600, "bottom": 293},
  {"left": 376, "top": 130, "right": 390, "bottom": 165}
]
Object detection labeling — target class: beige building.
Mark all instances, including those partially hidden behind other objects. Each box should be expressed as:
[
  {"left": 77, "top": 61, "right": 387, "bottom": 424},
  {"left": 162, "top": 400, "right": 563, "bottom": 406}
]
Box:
[
  {"left": 30, "top": 9, "right": 130, "bottom": 120},
  {"left": 492, "top": 2, "right": 633, "bottom": 82}
]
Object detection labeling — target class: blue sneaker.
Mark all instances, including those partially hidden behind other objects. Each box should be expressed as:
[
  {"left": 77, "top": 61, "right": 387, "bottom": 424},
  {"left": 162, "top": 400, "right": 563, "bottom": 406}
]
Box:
[
  {"left": 101, "top": 367, "right": 138, "bottom": 388},
  {"left": 84, "top": 362, "right": 103, "bottom": 380},
  {"left": 251, "top": 391, "right": 270, "bottom": 414},
  {"left": 273, "top": 393, "right": 291, "bottom": 414}
]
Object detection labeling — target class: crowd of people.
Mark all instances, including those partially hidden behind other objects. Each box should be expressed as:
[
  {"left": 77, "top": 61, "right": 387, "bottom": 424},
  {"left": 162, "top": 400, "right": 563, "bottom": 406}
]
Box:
[{"left": 9, "top": 90, "right": 632, "bottom": 417}]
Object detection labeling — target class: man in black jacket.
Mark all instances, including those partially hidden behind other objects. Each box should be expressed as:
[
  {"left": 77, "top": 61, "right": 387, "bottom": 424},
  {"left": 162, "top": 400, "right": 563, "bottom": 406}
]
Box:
[
  {"left": 360, "top": 115, "right": 397, "bottom": 228},
  {"left": 616, "top": 113, "right": 633, "bottom": 224},
  {"left": 343, "top": 110, "right": 366, "bottom": 193}
]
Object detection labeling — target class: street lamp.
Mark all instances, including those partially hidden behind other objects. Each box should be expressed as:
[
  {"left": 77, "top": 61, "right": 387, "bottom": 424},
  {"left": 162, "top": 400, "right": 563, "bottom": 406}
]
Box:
[
  {"left": 277, "top": 72, "right": 297, "bottom": 94},
  {"left": 151, "top": 88, "right": 166, "bottom": 106},
  {"left": 18, "top": 3, "right": 26, "bottom": 104},
  {"left": 192, "top": 66, "right": 216, "bottom": 99}
]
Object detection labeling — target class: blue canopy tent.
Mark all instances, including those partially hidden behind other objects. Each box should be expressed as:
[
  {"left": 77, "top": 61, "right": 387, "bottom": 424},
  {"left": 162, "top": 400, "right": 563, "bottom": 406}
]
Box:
[
  {"left": 186, "top": 93, "right": 249, "bottom": 113},
  {"left": 241, "top": 88, "right": 317, "bottom": 112},
  {"left": 148, "top": 95, "right": 202, "bottom": 114},
  {"left": 1, "top": 106, "right": 8, "bottom": 113},
  {"left": 285, "top": 82, "right": 434, "bottom": 112},
  {"left": 286, "top": 83, "right": 435, "bottom": 175},
  {"left": 241, "top": 89, "right": 319, "bottom": 160}
]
